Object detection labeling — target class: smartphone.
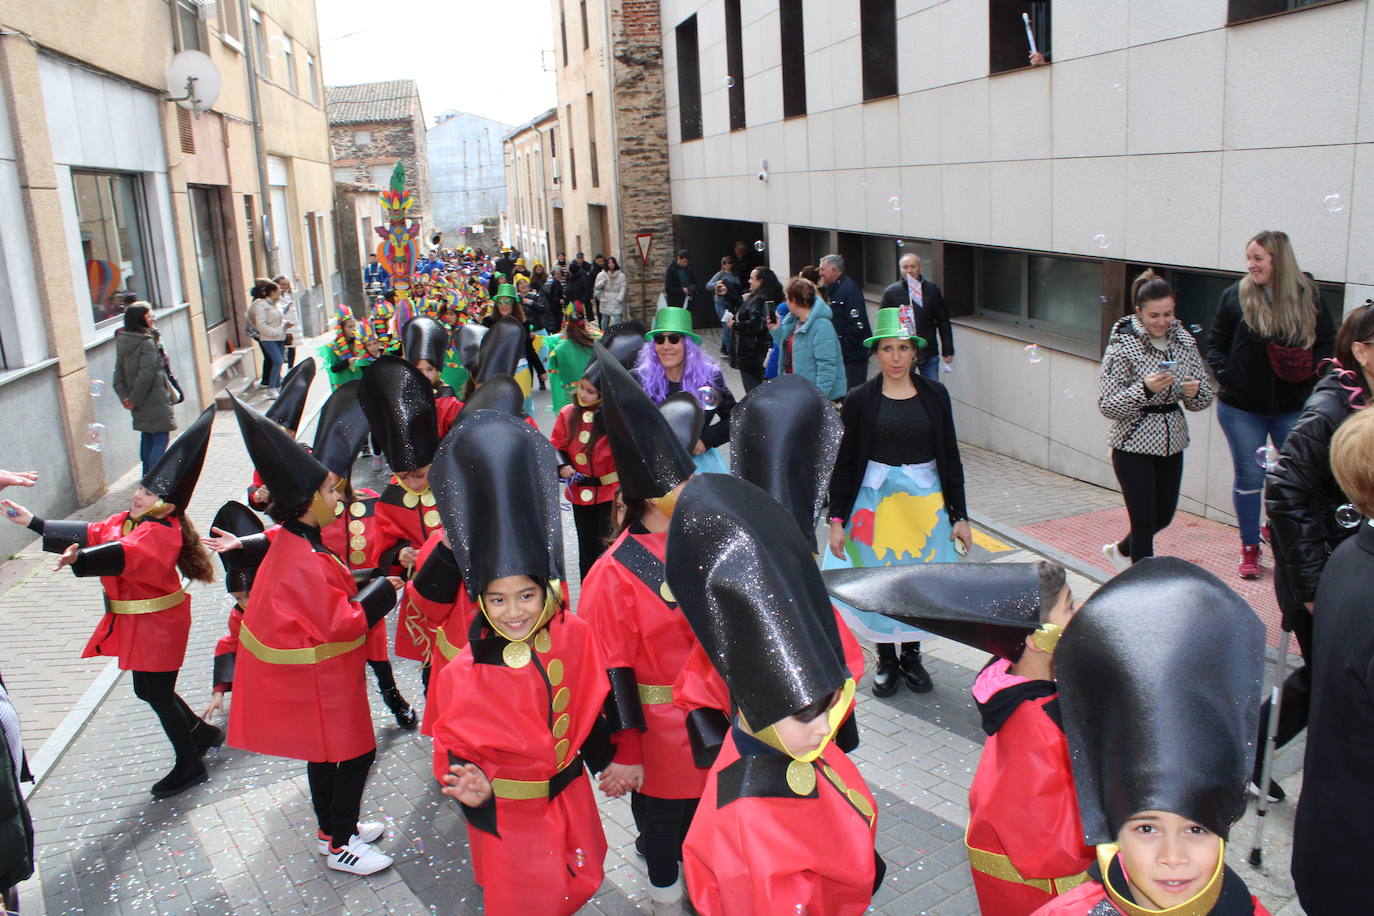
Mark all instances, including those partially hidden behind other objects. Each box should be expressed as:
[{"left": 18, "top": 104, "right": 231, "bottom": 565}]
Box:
[
  {"left": 954, "top": 537, "right": 968, "bottom": 557},
  {"left": 1158, "top": 360, "right": 1177, "bottom": 371}
]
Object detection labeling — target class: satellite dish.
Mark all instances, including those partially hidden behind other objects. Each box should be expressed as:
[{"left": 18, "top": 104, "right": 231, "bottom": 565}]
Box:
[{"left": 164, "top": 51, "right": 221, "bottom": 114}]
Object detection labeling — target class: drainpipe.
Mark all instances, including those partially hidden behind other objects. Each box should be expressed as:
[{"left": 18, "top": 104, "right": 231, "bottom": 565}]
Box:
[{"left": 239, "top": 0, "right": 276, "bottom": 277}]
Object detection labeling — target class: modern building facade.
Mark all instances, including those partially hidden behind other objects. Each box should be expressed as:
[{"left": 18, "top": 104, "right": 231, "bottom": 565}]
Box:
[
  {"left": 659, "top": 0, "right": 1374, "bottom": 524},
  {"left": 328, "top": 80, "right": 430, "bottom": 218},
  {"left": 429, "top": 110, "right": 512, "bottom": 237},
  {"left": 0, "top": 0, "right": 339, "bottom": 556},
  {"left": 504, "top": 108, "right": 559, "bottom": 268}
]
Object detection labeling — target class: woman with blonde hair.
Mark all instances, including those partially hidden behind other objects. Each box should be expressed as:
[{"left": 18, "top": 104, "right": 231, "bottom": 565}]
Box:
[{"left": 1206, "top": 230, "right": 1335, "bottom": 579}]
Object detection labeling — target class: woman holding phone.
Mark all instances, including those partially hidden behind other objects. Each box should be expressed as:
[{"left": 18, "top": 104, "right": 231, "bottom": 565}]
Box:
[{"left": 1097, "top": 269, "right": 1213, "bottom": 571}]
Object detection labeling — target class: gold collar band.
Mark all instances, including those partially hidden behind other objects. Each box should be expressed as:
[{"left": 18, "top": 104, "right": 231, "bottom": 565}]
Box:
[{"left": 1097, "top": 840, "right": 1225, "bottom": 916}]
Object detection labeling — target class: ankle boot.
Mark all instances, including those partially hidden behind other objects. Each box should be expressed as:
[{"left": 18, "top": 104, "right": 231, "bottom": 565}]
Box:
[
  {"left": 380, "top": 686, "right": 419, "bottom": 730},
  {"left": 151, "top": 758, "right": 208, "bottom": 799},
  {"left": 872, "top": 644, "right": 900, "bottom": 697},
  {"left": 900, "top": 642, "right": 933, "bottom": 693},
  {"left": 190, "top": 718, "right": 224, "bottom": 757}
]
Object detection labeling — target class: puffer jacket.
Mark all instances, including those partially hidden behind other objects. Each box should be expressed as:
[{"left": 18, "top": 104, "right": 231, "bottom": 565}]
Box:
[
  {"left": 112, "top": 328, "right": 177, "bottom": 433},
  {"left": 1265, "top": 372, "right": 1363, "bottom": 607},
  {"left": 1097, "top": 315, "right": 1213, "bottom": 456},
  {"left": 770, "top": 299, "right": 847, "bottom": 400}
]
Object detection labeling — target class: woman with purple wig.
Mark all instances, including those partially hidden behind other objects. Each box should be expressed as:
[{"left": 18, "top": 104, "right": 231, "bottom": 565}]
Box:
[{"left": 634, "top": 307, "right": 736, "bottom": 474}]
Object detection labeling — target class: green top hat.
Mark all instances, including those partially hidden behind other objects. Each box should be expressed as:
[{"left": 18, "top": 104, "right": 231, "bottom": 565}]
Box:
[
  {"left": 646, "top": 307, "right": 701, "bottom": 344},
  {"left": 863, "top": 307, "right": 927, "bottom": 350},
  {"left": 494, "top": 283, "right": 519, "bottom": 301}
]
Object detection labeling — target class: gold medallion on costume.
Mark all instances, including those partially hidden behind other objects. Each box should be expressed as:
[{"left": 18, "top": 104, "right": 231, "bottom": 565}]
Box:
[
  {"left": 334, "top": 502, "right": 344, "bottom": 517},
  {"left": 574, "top": 453, "right": 588, "bottom": 466},
  {"left": 659, "top": 581, "right": 675, "bottom": 603},
  {"left": 350, "top": 502, "right": 367, "bottom": 517},
  {"left": 786, "top": 759, "right": 817, "bottom": 796},
  {"left": 423, "top": 509, "right": 441, "bottom": 529},
  {"left": 403, "top": 492, "right": 420, "bottom": 508},
  {"left": 581, "top": 410, "right": 595, "bottom": 424},
  {"left": 577, "top": 430, "right": 590, "bottom": 444},
  {"left": 847, "top": 789, "right": 874, "bottom": 818},
  {"left": 502, "top": 641, "right": 531, "bottom": 668},
  {"left": 546, "top": 658, "right": 565, "bottom": 686},
  {"left": 420, "top": 491, "right": 436, "bottom": 507},
  {"left": 534, "top": 630, "right": 552, "bottom": 654},
  {"left": 348, "top": 519, "right": 366, "bottom": 535},
  {"left": 350, "top": 551, "right": 367, "bottom": 565}
]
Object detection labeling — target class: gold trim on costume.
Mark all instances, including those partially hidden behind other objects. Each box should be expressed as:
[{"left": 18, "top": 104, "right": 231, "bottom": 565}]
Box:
[
  {"left": 239, "top": 625, "right": 365, "bottom": 665},
  {"left": 1028, "top": 623, "right": 1064, "bottom": 654},
  {"left": 534, "top": 630, "right": 552, "bottom": 654},
  {"left": 637, "top": 684, "right": 674, "bottom": 705},
  {"left": 435, "top": 625, "right": 461, "bottom": 661},
  {"left": 964, "top": 822, "right": 1089, "bottom": 896},
  {"left": 105, "top": 589, "right": 186, "bottom": 615},
  {"left": 785, "top": 759, "right": 817, "bottom": 796},
  {"left": 503, "top": 641, "right": 532, "bottom": 668},
  {"left": 1097, "top": 841, "right": 1226, "bottom": 916},
  {"left": 546, "top": 658, "right": 565, "bottom": 686},
  {"left": 489, "top": 755, "right": 579, "bottom": 800}
]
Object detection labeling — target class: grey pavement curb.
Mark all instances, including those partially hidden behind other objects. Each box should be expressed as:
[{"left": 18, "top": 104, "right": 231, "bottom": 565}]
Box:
[{"left": 967, "top": 508, "right": 1107, "bottom": 586}]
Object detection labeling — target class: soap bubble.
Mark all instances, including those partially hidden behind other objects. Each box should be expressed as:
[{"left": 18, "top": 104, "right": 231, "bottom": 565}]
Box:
[
  {"left": 89, "top": 378, "right": 105, "bottom": 397},
  {"left": 1111, "top": 82, "right": 1125, "bottom": 93},
  {"left": 1093, "top": 234, "right": 1110, "bottom": 250},
  {"left": 698, "top": 386, "right": 721, "bottom": 410},
  {"left": 1024, "top": 345, "right": 1043, "bottom": 364},
  {"left": 753, "top": 240, "right": 766, "bottom": 253},
  {"left": 1324, "top": 193, "right": 1345, "bottom": 214},
  {"left": 1063, "top": 389, "right": 1074, "bottom": 399},
  {"left": 888, "top": 196, "right": 902, "bottom": 212},
  {"left": 1099, "top": 296, "right": 1109, "bottom": 304},
  {"left": 83, "top": 423, "right": 107, "bottom": 452},
  {"left": 896, "top": 239, "right": 906, "bottom": 248},
  {"left": 1335, "top": 504, "right": 1361, "bottom": 528},
  {"left": 574, "top": 847, "right": 586, "bottom": 868},
  {"left": 723, "top": 75, "right": 735, "bottom": 88},
  {"left": 1255, "top": 445, "right": 1280, "bottom": 471},
  {"left": 1189, "top": 323, "right": 1203, "bottom": 335}
]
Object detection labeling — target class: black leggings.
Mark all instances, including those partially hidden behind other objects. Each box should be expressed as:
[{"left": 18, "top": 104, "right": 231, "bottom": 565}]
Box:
[
  {"left": 131, "top": 670, "right": 197, "bottom": 763},
  {"left": 307, "top": 749, "right": 377, "bottom": 850},
  {"left": 631, "top": 792, "right": 699, "bottom": 888},
  {"left": 572, "top": 502, "right": 614, "bottom": 580},
  {"left": 1110, "top": 449, "right": 1184, "bottom": 563}
]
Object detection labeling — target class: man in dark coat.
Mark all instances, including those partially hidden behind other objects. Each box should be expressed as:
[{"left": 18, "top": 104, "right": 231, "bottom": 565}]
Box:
[
  {"left": 819, "top": 254, "right": 872, "bottom": 391},
  {"left": 1291, "top": 406, "right": 1374, "bottom": 913},
  {"left": 663, "top": 249, "right": 697, "bottom": 310},
  {"left": 879, "top": 252, "right": 954, "bottom": 380}
]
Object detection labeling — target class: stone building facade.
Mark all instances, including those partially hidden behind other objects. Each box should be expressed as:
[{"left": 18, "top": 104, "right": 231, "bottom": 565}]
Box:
[{"left": 328, "top": 80, "right": 430, "bottom": 217}]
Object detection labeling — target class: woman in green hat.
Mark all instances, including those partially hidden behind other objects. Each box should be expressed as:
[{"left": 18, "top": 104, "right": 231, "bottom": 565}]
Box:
[
  {"left": 482, "top": 283, "right": 547, "bottom": 391},
  {"left": 635, "top": 307, "right": 736, "bottom": 474},
  {"left": 823, "top": 306, "right": 972, "bottom": 698}
]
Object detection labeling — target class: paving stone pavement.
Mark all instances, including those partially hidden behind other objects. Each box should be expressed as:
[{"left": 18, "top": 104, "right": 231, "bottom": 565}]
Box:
[{"left": 9, "top": 330, "right": 1305, "bottom": 914}]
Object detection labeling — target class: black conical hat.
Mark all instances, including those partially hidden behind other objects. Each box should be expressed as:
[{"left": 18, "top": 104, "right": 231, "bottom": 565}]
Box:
[
  {"left": 403, "top": 316, "right": 450, "bottom": 369},
  {"left": 210, "top": 500, "right": 264, "bottom": 592},
  {"left": 1055, "top": 557, "right": 1264, "bottom": 843},
  {"left": 358, "top": 356, "right": 439, "bottom": 472},
  {"left": 666, "top": 474, "right": 849, "bottom": 730},
  {"left": 602, "top": 321, "right": 648, "bottom": 368},
  {"left": 264, "top": 360, "right": 316, "bottom": 430},
  {"left": 823, "top": 563, "right": 1042, "bottom": 660},
  {"left": 141, "top": 404, "right": 215, "bottom": 511},
  {"left": 232, "top": 395, "right": 329, "bottom": 508},
  {"left": 659, "top": 391, "right": 704, "bottom": 454},
  {"left": 430, "top": 410, "right": 563, "bottom": 599},
  {"left": 595, "top": 344, "right": 695, "bottom": 500},
  {"left": 310, "top": 380, "right": 370, "bottom": 477},
  {"left": 475, "top": 316, "right": 526, "bottom": 383},
  {"left": 456, "top": 374, "right": 524, "bottom": 421},
  {"left": 456, "top": 323, "right": 488, "bottom": 373},
  {"left": 730, "top": 375, "right": 843, "bottom": 540}
]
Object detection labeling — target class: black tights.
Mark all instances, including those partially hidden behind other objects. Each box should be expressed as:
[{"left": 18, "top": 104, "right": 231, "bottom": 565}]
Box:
[
  {"left": 307, "top": 749, "right": 376, "bottom": 850},
  {"left": 631, "top": 792, "right": 699, "bottom": 888},
  {"left": 368, "top": 659, "right": 397, "bottom": 691},
  {"left": 131, "top": 670, "right": 197, "bottom": 764},
  {"left": 572, "top": 502, "right": 613, "bottom": 580},
  {"left": 1111, "top": 449, "right": 1184, "bottom": 563}
]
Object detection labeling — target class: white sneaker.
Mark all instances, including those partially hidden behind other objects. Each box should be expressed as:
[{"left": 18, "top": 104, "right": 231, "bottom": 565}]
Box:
[
  {"left": 326, "top": 838, "right": 392, "bottom": 875},
  {"left": 317, "top": 820, "right": 386, "bottom": 855},
  {"left": 1102, "top": 543, "right": 1130, "bottom": 573}
]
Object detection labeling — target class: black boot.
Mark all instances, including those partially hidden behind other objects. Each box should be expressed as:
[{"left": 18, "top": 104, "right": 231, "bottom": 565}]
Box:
[
  {"left": 900, "top": 642, "right": 933, "bottom": 693},
  {"left": 872, "top": 644, "right": 900, "bottom": 697},
  {"left": 381, "top": 686, "right": 419, "bottom": 730},
  {"left": 151, "top": 759, "right": 208, "bottom": 799},
  {"left": 190, "top": 718, "right": 224, "bottom": 757}
]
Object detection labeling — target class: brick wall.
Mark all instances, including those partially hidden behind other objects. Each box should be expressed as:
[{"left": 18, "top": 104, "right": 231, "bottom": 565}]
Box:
[{"left": 330, "top": 112, "right": 430, "bottom": 216}]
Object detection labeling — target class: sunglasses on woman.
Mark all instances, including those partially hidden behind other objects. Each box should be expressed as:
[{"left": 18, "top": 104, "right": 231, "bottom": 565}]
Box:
[{"left": 653, "top": 333, "right": 683, "bottom": 345}]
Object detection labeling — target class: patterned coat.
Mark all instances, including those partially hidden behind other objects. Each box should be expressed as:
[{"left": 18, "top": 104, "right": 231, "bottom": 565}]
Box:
[{"left": 1097, "top": 316, "right": 1213, "bottom": 456}]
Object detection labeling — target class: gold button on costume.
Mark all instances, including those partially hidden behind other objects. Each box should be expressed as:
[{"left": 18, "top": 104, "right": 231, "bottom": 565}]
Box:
[
  {"left": 423, "top": 509, "right": 441, "bottom": 528},
  {"left": 403, "top": 492, "right": 420, "bottom": 508},
  {"left": 534, "top": 630, "right": 552, "bottom": 654},
  {"left": 350, "top": 502, "right": 367, "bottom": 517},
  {"left": 348, "top": 519, "right": 366, "bottom": 535},
  {"left": 552, "top": 686, "right": 570, "bottom": 713},
  {"left": 503, "top": 641, "right": 532, "bottom": 668},
  {"left": 546, "top": 658, "right": 565, "bottom": 686}
]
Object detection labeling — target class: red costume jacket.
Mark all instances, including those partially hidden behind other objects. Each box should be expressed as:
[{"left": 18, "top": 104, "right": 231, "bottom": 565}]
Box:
[
  {"left": 1030, "top": 863, "right": 1273, "bottom": 916},
  {"left": 320, "top": 488, "right": 388, "bottom": 663},
  {"left": 967, "top": 664, "right": 1094, "bottom": 915},
  {"left": 430, "top": 610, "right": 609, "bottom": 916},
  {"left": 580, "top": 526, "right": 706, "bottom": 797},
  {"left": 228, "top": 521, "right": 375, "bottom": 762},
  {"left": 80, "top": 512, "right": 191, "bottom": 672},
  {"left": 549, "top": 403, "right": 617, "bottom": 507},
  {"left": 212, "top": 600, "right": 245, "bottom": 692},
  {"left": 402, "top": 530, "right": 477, "bottom": 735},
  {"left": 683, "top": 727, "right": 881, "bottom": 916},
  {"left": 436, "top": 395, "right": 461, "bottom": 438},
  {"left": 374, "top": 482, "right": 444, "bottom": 661}
]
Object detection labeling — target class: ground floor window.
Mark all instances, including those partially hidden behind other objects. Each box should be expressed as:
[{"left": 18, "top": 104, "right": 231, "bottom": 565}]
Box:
[{"left": 72, "top": 170, "right": 155, "bottom": 325}]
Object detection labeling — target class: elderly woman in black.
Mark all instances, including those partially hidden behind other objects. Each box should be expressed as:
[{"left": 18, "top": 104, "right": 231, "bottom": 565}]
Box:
[{"left": 826, "top": 307, "right": 971, "bottom": 696}]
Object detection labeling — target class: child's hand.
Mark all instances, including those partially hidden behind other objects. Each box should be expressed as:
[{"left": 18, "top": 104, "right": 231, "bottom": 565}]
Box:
[
  {"left": 1, "top": 499, "right": 32, "bottom": 526},
  {"left": 54, "top": 543, "right": 78, "bottom": 571},
  {"left": 398, "top": 546, "right": 418, "bottom": 569},
  {"left": 598, "top": 762, "right": 644, "bottom": 798},
  {"left": 385, "top": 576, "right": 405, "bottom": 591},
  {"left": 202, "top": 527, "right": 243, "bottom": 553},
  {"left": 442, "top": 762, "right": 493, "bottom": 807},
  {"left": 201, "top": 691, "right": 225, "bottom": 720}
]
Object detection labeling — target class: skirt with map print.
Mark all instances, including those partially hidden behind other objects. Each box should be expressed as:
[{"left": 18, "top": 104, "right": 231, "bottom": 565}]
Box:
[{"left": 822, "top": 458, "right": 956, "bottom": 643}]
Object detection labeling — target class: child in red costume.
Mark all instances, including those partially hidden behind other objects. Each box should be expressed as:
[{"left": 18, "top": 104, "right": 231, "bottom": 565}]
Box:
[
  {"left": 551, "top": 374, "right": 618, "bottom": 580},
  {"left": 427, "top": 410, "right": 611, "bottom": 915},
  {"left": 402, "top": 316, "right": 461, "bottom": 436},
  {"left": 200, "top": 501, "right": 270, "bottom": 718}
]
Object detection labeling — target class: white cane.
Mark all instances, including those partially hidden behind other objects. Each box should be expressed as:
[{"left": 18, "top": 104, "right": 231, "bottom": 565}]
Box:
[{"left": 1248, "top": 628, "right": 1291, "bottom": 867}]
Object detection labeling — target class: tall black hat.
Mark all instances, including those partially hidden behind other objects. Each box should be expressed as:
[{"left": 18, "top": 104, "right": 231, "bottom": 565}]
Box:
[
  {"left": 823, "top": 563, "right": 1043, "bottom": 660},
  {"left": 455, "top": 374, "right": 524, "bottom": 421},
  {"left": 211, "top": 500, "right": 264, "bottom": 593},
  {"left": 358, "top": 356, "right": 439, "bottom": 472},
  {"left": 430, "top": 410, "right": 563, "bottom": 600},
  {"left": 403, "top": 316, "right": 450, "bottom": 369},
  {"left": 581, "top": 322, "right": 647, "bottom": 388},
  {"left": 141, "top": 404, "right": 215, "bottom": 511},
  {"left": 310, "top": 380, "right": 370, "bottom": 477},
  {"left": 666, "top": 474, "right": 849, "bottom": 731},
  {"left": 1056, "top": 558, "right": 1264, "bottom": 843},
  {"left": 730, "top": 375, "right": 843, "bottom": 540},
  {"left": 456, "top": 323, "right": 488, "bottom": 373},
  {"left": 474, "top": 316, "right": 526, "bottom": 383},
  {"left": 658, "top": 391, "right": 704, "bottom": 454},
  {"left": 595, "top": 344, "right": 695, "bottom": 500},
  {"left": 232, "top": 394, "right": 329, "bottom": 508},
  {"left": 264, "top": 360, "right": 316, "bottom": 431}
]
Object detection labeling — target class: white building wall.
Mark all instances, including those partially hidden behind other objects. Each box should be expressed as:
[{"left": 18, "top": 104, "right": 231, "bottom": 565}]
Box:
[{"left": 660, "top": 0, "right": 1374, "bottom": 525}]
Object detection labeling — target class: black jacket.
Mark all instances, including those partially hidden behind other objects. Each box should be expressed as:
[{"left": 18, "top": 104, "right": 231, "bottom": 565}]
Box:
[
  {"left": 663, "top": 263, "right": 697, "bottom": 309},
  {"left": 0, "top": 676, "right": 33, "bottom": 891},
  {"left": 1292, "top": 522, "right": 1374, "bottom": 914},
  {"left": 1204, "top": 282, "right": 1335, "bottom": 415},
  {"left": 827, "top": 274, "right": 872, "bottom": 364},
  {"left": 566, "top": 260, "right": 594, "bottom": 304},
  {"left": 1265, "top": 373, "right": 1361, "bottom": 608},
  {"left": 829, "top": 374, "right": 967, "bottom": 524},
  {"left": 730, "top": 291, "right": 773, "bottom": 378},
  {"left": 878, "top": 278, "right": 954, "bottom": 359}
]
